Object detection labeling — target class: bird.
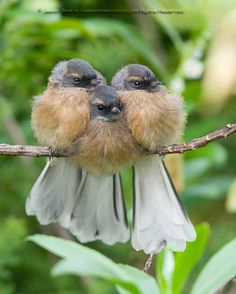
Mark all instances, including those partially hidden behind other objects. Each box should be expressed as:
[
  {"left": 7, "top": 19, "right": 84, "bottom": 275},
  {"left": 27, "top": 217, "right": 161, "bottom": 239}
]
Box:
[
  {"left": 27, "top": 59, "right": 140, "bottom": 245},
  {"left": 112, "top": 64, "right": 196, "bottom": 254},
  {"left": 31, "top": 59, "right": 105, "bottom": 150},
  {"left": 68, "top": 84, "right": 141, "bottom": 244},
  {"left": 69, "top": 83, "right": 141, "bottom": 175}
]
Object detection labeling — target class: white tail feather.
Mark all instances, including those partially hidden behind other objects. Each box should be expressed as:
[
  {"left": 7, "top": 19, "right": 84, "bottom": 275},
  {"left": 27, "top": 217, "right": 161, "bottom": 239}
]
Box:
[
  {"left": 26, "top": 158, "right": 81, "bottom": 228},
  {"left": 132, "top": 155, "right": 196, "bottom": 254},
  {"left": 70, "top": 173, "right": 129, "bottom": 245}
]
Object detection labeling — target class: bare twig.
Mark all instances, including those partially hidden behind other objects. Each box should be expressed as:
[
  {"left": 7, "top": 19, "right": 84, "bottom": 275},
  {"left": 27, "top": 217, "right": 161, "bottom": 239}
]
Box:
[
  {"left": 157, "top": 123, "right": 236, "bottom": 155},
  {"left": 0, "top": 144, "right": 54, "bottom": 157},
  {"left": 143, "top": 253, "right": 155, "bottom": 273},
  {"left": 0, "top": 124, "right": 235, "bottom": 157}
]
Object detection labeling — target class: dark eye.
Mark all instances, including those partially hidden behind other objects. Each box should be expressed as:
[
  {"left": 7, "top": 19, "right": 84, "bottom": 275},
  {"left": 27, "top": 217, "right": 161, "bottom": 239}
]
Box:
[
  {"left": 97, "top": 104, "right": 104, "bottom": 111},
  {"left": 117, "top": 102, "right": 123, "bottom": 110},
  {"left": 73, "top": 77, "right": 81, "bottom": 84},
  {"left": 133, "top": 80, "right": 143, "bottom": 88}
]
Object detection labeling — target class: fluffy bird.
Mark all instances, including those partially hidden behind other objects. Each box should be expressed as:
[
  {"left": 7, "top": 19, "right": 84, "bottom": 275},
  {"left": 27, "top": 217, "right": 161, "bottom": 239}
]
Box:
[
  {"left": 112, "top": 64, "right": 196, "bottom": 254},
  {"left": 27, "top": 59, "right": 138, "bottom": 245}
]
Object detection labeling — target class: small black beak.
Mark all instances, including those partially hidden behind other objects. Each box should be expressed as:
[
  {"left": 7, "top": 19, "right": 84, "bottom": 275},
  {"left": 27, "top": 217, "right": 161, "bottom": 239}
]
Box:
[
  {"left": 151, "top": 80, "right": 162, "bottom": 87},
  {"left": 91, "top": 79, "right": 98, "bottom": 85},
  {"left": 149, "top": 80, "right": 163, "bottom": 92},
  {"left": 110, "top": 107, "right": 121, "bottom": 114}
]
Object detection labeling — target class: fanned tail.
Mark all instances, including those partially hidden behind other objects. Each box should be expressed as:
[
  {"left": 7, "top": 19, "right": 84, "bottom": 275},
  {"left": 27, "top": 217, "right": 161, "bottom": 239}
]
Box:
[
  {"left": 69, "top": 172, "right": 129, "bottom": 245},
  {"left": 26, "top": 158, "right": 81, "bottom": 228},
  {"left": 132, "top": 155, "right": 196, "bottom": 254}
]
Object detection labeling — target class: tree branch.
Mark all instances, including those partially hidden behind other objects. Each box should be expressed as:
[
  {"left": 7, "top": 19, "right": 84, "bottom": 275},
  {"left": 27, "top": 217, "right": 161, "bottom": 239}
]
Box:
[
  {"left": 0, "top": 124, "right": 236, "bottom": 157},
  {"left": 143, "top": 253, "right": 155, "bottom": 273}
]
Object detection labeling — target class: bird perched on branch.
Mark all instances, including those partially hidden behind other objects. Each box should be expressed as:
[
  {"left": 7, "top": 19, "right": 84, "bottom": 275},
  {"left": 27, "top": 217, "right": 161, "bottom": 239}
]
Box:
[
  {"left": 27, "top": 59, "right": 139, "bottom": 245},
  {"left": 68, "top": 84, "right": 140, "bottom": 244},
  {"left": 112, "top": 64, "right": 196, "bottom": 254},
  {"left": 27, "top": 59, "right": 196, "bottom": 254},
  {"left": 31, "top": 59, "right": 105, "bottom": 150}
]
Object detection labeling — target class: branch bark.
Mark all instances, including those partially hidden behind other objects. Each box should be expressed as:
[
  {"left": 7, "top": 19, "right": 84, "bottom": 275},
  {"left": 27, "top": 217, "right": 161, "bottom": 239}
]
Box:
[
  {"left": 143, "top": 253, "right": 155, "bottom": 273},
  {"left": 0, "top": 123, "right": 236, "bottom": 157}
]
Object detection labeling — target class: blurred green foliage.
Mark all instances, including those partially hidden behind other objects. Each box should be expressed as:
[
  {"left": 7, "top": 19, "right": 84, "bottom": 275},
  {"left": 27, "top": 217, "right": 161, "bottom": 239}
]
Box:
[
  {"left": 0, "top": 0, "right": 236, "bottom": 293},
  {"left": 28, "top": 231, "right": 236, "bottom": 294}
]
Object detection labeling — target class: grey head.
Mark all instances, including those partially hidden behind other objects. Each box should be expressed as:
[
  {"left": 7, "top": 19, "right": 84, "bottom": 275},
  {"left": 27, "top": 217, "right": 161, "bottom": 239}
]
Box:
[
  {"left": 90, "top": 85, "right": 123, "bottom": 122},
  {"left": 111, "top": 64, "right": 162, "bottom": 92},
  {"left": 49, "top": 59, "right": 105, "bottom": 89}
]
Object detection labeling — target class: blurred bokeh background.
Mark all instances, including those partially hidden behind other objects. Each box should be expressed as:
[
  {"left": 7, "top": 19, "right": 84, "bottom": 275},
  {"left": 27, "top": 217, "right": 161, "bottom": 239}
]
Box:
[{"left": 0, "top": 0, "right": 236, "bottom": 293}]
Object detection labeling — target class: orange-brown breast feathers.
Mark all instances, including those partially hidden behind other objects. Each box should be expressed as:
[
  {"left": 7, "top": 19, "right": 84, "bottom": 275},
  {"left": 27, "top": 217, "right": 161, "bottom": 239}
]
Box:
[
  {"left": 31, "top": 86, "right": 90, "bottom": 149},
  {"left": 119, "top": 88, "right": 186, "bottom": 150},
  {"left": 71, "top": 119, "right": 140, "bottom": 174}
]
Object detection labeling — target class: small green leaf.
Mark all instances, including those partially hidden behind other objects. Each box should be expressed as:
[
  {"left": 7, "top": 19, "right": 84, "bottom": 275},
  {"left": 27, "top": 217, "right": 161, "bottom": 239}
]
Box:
[
  {"left": 191, "top": 238, "right": 236, "bottom": 294},
  {"left": 28, "top": 235, "right": 160, "bottom": 294},
  {"left": 156, "top": 249, "right": 175, "bottom": 294},
  {"left": 119, "top": 265, "right": 160, "bottom": 294},
  {"left": 53, "top": 259, "right": 139, "bottom": 294},
  {"left": 172, "top": 223, "right": 210, "bottom": 294},
  {"left": 28, "top": 234, "right": 128, "bottom": 279},
  {"left": 156, "top": 250, "right": 166, "bottom": 292}
]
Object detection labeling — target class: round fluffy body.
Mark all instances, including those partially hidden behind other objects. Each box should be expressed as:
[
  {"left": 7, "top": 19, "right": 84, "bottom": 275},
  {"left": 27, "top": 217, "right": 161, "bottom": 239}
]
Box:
[
  {"left": 70, "top": 118, "right": 141, "bottom": 175},
  {"left": 119, "top": 86, "right": 186, "bottom": 151},
  {"left": 31, "top": 87, "right": 91, "bottom": 149}
]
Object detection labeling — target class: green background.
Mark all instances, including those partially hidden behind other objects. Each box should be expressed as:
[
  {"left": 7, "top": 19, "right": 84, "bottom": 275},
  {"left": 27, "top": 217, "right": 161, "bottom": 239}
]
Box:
[{"left": 0, "top": 0, "right": 236, "bottom": 293}]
